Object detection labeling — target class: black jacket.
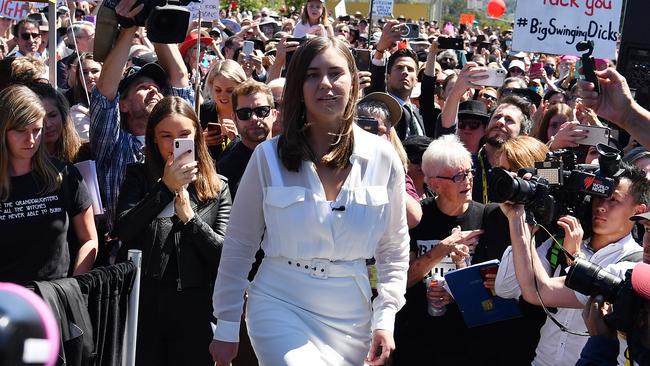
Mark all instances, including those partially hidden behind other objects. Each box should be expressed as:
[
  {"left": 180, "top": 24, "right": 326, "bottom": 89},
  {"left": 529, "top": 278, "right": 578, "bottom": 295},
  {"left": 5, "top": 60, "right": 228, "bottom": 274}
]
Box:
[{"left": 115, "top": 163, "right": 232, "bottom": 290}]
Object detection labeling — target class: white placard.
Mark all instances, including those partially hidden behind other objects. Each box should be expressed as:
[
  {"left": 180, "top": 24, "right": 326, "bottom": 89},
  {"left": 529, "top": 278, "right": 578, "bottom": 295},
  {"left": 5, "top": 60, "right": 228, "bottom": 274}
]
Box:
[
  {"left": 371, "top": 0, "right": 393, "bottom": 18},
  {"left": 334, "top": 0, "right": 346, "bottom": 18},
  {"left": 74, "top": 160, "right": 104, "bottom": 215},
  {"left": 0, "top": 0, "right": 31, "bottom": 21},
  {"left": 188, "top": 0, "right": 221, "bottom": 21},
  {"left": 512, "top": 0, "right": 622, "bottom": 59}
]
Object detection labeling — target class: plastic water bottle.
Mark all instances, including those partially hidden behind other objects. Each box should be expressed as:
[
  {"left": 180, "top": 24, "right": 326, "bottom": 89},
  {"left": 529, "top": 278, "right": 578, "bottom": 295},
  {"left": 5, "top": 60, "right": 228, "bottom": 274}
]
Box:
[{"left": 424, "top": 273, "right": 447, "bottom": 316}]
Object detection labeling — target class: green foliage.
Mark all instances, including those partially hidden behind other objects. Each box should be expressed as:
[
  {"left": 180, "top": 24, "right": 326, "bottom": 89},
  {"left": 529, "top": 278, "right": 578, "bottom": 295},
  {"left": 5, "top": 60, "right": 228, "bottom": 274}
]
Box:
[{"left": 220, "top": 0, "right": 270, "bottom": 13}]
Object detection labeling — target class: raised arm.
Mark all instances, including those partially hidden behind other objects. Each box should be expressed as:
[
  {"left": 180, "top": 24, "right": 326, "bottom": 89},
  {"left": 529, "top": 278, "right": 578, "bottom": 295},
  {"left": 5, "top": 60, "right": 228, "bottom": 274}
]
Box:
[
  {"left": 153, "top": 42, "right": 190, "bottom": 88},
  {"left": 440, "top": 62, "right": 486, "bottom": 129}
]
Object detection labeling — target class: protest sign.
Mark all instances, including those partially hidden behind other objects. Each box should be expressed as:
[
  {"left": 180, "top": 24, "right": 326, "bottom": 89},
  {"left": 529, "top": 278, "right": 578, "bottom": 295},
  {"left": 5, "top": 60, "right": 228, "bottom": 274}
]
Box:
[
  {"left": 371, "top": 0, "right": 392, "bottom": 18},
  {"left": 0, "top": 0, "right": 30, "bottom": 20},
  {"left": 334, "top": 0, "right": 346, "bottom": 18},
  {"left": 459, "top": 13, "right": 475, "bottom": 25},
  {"left": 188, "top": 0, "right": 221, "bottom": 21},
  {"left": 512, "top": 0, "right": 621, "bottom": 59}
]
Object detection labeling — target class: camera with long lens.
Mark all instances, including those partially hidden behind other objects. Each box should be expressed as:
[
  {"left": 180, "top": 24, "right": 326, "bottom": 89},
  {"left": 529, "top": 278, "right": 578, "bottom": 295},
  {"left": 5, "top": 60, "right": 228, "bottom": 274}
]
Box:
[
  {"left": 489, "top": 143, "right": 622, "bottom": 230},
  {"left": 565, "top": 259, "right": 641, "bottom": 332},
  {"left": 94, "top": 0, "right": 195, "bottom": 61}
]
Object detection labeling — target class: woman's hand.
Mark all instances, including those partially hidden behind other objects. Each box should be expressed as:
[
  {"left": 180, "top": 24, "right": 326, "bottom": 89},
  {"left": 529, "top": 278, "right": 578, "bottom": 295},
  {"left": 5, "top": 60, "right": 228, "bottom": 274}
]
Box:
[
  {"left": 203, "top": 124, "right": 226, "bottom": 146},
  {"left": 175, "top": 186, "right": 194, "bottom": 223},
  {"left": 427, "top": 284, "right": 453, "bottom": 306},
  {"left": 483, "top": 272, "right": 496, "bottom": 289},
  {"left": 162, "top": 152, "right": 198, "bottom": 193},
  {"left": 210, "top": 340, "right": 239, "bottom": 366},
  {"left": 548, "top": 121, "right": 587, "bottom": 150},
  {"left": 575, "top": 100, "right": 603, "bottom": 126},
  {"left": 221, "top": 118, "right": 238, "bottom": 140},
  {"left": 450, "top": 244, "right": 470, "bottom": 268},
  {"left": 365, "top": 329, "right": 395, "bottom": 366}
]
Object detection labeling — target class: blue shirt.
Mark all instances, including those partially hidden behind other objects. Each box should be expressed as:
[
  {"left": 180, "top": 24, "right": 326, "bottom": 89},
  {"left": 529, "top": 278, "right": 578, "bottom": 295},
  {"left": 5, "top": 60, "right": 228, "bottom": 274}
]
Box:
[{"left": 89, "top": 86, "right": 195, "bottom": 231}]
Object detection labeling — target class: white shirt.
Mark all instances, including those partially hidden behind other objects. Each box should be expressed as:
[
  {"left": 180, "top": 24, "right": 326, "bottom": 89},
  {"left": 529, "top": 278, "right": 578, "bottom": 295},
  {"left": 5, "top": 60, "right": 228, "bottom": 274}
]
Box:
[
  {"left": 212, "top": 125, "right": 410, "bottom": 342},
  {"left": 495, "top": 234, "right": 640, "bottom": 366}
]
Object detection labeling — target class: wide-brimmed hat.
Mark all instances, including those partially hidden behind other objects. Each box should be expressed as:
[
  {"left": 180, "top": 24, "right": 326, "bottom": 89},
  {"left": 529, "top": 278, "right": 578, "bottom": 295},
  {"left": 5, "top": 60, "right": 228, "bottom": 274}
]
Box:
[
  {"left": 458, "top": 100, "right": 490, "bottom": 124},
  {"left": 359, "top": 92, "right": 403, "bottom": 126},
  {"left": 118, "top": 62, "right": 167, "bottom": 96},
  {"left": 179, "top": 33, "right": 213, "bottom": 59},
  {"left": 632, "top": 263, "right": 650, "bottom": 300}
]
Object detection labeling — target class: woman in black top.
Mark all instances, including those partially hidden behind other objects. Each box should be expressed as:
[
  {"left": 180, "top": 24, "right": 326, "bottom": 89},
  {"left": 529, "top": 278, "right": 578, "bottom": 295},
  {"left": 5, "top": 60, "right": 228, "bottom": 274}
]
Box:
[{"left": 116, "top": 96, "right": 232, "bottom": 365}]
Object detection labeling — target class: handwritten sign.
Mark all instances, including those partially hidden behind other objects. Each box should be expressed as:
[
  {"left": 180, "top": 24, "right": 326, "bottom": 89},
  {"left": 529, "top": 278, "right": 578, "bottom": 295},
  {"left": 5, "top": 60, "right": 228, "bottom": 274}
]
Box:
[
  {"left": 512, "top": 0, "right": 621, "bottom": 59},
  {"left": 0, "top": 0, "right": 30, "bottom": 20},
  {"left": 371, "top": 0, "right": 393, "bottom": 18},
  {"left": 188, "top": 0, "right": 221, "bottom": 21},
  {"left": 334, "top": 0, "right": 346, "bottom": 18},
  {"left": 459, "top": 13, "right": 475, "bottom": 25}
]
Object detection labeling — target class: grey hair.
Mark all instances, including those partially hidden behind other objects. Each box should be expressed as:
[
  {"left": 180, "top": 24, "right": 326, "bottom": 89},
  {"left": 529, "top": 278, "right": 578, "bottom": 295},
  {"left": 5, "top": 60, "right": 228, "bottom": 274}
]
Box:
[
  {"left": 357, "top": 99, "right": 392, "bottom": 126},
  {"left": 437, "top": 49, "right": 458, "bottom": 63},
  {"left": 421, "top": 134, "right": 472, "bottom": 178},
  {"left": 66, "top": 21, "right": 94, "bottom": 46}
]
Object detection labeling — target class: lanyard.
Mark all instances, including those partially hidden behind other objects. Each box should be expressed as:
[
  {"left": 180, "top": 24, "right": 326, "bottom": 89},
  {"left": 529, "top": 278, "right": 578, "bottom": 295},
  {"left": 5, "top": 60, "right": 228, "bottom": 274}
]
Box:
[{"left": 477, "top": 147, "right": 489, "bottom": 204}]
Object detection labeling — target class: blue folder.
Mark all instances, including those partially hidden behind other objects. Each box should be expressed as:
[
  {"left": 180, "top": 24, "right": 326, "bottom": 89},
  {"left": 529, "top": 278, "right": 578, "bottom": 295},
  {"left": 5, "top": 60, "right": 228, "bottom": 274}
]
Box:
[{"left": 444, "top": 259, "right": 522, "bottom": 327}]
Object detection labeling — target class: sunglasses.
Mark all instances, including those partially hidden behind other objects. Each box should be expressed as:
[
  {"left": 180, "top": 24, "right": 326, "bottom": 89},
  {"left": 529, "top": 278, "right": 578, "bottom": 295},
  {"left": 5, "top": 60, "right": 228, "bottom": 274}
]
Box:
[
  {"left": 235, "top": 106, "right": 271, "bottom": 120},
  {"left": 436, "top": 169, "right": 475, "bottom": 183},
  {"left": 480, "top": 94, "right": 497, "bottom": 101},
  {"left": 20, "top": 32, "right": 41, "bottom": 40},
  {"left": 458, "top": 120, "right": 483, "bottom": 130}
]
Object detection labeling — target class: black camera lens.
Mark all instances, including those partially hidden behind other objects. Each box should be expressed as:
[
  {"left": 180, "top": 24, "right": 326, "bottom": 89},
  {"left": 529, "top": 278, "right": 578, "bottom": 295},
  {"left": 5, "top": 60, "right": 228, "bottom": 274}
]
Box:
[
  {"left": 565, "top": 259, "right": 622, "bottom": 303},
  {"left": 175, "top": 141, "right": 179, "bottom": 148},
  {"left": 489, "top": 168, "right": 538, "bottom": 204}
]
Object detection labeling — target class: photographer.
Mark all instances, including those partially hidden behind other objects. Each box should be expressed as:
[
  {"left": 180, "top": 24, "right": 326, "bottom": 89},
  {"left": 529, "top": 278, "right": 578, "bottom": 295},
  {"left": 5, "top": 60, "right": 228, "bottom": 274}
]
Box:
[{"left": 500, "top": 165, "right": 649, "bottom": 365}]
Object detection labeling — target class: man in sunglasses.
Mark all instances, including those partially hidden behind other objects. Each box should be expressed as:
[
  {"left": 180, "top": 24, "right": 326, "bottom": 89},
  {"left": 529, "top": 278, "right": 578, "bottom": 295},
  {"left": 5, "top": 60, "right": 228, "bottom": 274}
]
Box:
[
  {"left": 9, "top": 19, "right": 41, "bottom": 59},
  {"left": 217, "top": 79, "right": 277, "bottom": 198}
]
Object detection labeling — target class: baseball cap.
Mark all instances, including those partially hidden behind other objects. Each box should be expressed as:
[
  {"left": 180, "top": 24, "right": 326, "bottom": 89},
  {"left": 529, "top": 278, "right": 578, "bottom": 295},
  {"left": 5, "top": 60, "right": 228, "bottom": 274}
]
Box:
[
  {"left": 508, "top": 59, "right": 525, "bottom": 71},
  {"left": 403, "top": 135, "right": 433, "bottom": 164},
  {"left": 118, "top": 63, "right": 167, "bottom": 96},
  {"left": 624, "top": 146, "right": 650, "bottom": 164}
]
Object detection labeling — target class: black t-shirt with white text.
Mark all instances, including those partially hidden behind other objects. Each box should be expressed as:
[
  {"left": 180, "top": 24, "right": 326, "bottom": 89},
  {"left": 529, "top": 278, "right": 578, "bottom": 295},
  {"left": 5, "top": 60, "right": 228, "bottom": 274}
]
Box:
[{"left": 0, "top": 161, "right": 92, "bottom": 284}]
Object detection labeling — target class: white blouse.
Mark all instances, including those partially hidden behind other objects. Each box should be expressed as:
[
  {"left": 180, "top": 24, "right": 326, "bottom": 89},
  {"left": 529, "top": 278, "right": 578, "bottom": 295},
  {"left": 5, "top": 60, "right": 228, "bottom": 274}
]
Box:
[{"left": 212, "top": 125, "right": 410, "bottom": 342}]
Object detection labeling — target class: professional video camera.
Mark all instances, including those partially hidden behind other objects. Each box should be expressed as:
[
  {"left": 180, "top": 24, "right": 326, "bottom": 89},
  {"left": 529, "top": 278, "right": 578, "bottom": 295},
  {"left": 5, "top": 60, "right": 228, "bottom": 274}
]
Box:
[
  {"left": 94, "top": 0, "right": 196, "bottom": 61},
  {"left": 489, "top": 143, "right": 622, "bottom": 230},
  {"left": 565, "top": 259, "right": 642, "bottom": 333}
]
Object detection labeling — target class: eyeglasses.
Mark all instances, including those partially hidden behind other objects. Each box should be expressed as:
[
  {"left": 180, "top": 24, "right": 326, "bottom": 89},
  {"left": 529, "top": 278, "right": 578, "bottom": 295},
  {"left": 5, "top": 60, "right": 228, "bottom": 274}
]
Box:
[
  {"left": 436, "top": 169, "right": 475, "bottom": 183},
  {"left": 480, "top": 94, "right": 497, "bottom": 102},
  {"left": 235, "top": 106, "right": 271, "bottom": 120},
  {"left": 20, "top": 32, "right": 41, "bottom": 40},
  {"left": 458, "top": 120, "right": 482, "bottom": 130}
]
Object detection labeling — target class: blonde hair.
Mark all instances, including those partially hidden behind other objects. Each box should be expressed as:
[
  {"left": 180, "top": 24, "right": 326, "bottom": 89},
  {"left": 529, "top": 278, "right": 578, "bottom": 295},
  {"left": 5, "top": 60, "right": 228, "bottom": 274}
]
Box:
[
  {"left": 0, "top": 85, "right": 62, "bottom": 201},
  {"left": 203, "top": 59, "right": 247, "bottom": 102},
  {"left": 389, "top": 129, "right": 408, "bottom": 169},
  {"left": 497, "top": 135, "right": 549, "bottom": 172}
]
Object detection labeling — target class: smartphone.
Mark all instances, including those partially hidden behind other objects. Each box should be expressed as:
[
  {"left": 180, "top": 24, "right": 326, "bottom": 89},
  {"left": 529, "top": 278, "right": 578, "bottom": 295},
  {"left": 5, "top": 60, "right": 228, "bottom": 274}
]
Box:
[
  {"left": 473, "top": 68, "right": 507, "bottom": 87},
  {"left": 243, "top": 41, "right": 254, "bottom": 58},
  {"left": 437, "top": 37, "right": 464, "bottom": 50},
  {"left": 173, "top": 138, "right": 195, "bottom": 166},
  {"left": 399, "top": 23, "right": 420, "bottom": 39},
  {"left": 575, "top": 125, "right": 611, "bottom": 146},
  {"left": 353, "top": 48, "right": 371, "bottom": 72},
  {"left": 200, "top": 20, "right": 213, "bottom": 29},
  {"left": 479, "top": 265, "right": 499, "bottom": 296},
  {"left": 356, "top": 116, "right": 379, "bottom": 135},
  {"left": 529, "top": 62, "right": 544, "bottom": 78},
  {"left": 207, "top": 122, "right": 222, "bottom": 135}
]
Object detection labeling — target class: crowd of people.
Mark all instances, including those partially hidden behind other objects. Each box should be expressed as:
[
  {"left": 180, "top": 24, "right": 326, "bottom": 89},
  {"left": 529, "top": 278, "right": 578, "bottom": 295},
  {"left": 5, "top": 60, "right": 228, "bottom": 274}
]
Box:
[{"left": 4, "top": 0, "right": 650, "bottom": 365}]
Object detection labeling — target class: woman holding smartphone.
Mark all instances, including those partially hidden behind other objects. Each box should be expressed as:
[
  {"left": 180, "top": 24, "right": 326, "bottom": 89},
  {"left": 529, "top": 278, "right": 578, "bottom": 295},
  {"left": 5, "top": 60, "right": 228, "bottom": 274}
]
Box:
[
  {"left": 0, "top": 85, "right": 97, "bottom": 283},
  {"left": 115, "top": 96, "right": 232, "bottom": 365},
  {"left": 210, "top": 36, "right": 409, "bottom": 366},
  {"left": 200, "top": 59, "right": 245, "bottom": 160}
]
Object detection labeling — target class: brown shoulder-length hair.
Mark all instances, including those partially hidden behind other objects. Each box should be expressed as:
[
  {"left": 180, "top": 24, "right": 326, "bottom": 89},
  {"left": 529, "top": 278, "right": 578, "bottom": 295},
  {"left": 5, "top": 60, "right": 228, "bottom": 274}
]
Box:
[
  {"left": 300, "top": 0, "right": 330, "bottom": 26},
  {"left": 0, "top": 85, "right": 62, "bottom": 201},
  {"left": 532, "top": 102, "right": 573, "bottom": 143},
  {"left": 145, "top": 96, "right": 221, "bottom": 201},
  {"left": 278, "top": 36, "right": 359, "bottom": 172},
  {"left": 29, "top": 82, "right": 82, "bottom": 163}
]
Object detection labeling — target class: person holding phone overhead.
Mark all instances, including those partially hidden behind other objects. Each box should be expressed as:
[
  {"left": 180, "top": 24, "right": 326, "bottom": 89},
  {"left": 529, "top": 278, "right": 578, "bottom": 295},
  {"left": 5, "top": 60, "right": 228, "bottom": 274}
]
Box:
[
  {"left": 115, "top": 96, "right": 232, "bottom": 365},
  {"left": 210, "top": 36, "right": 409, "bottom": 366}
]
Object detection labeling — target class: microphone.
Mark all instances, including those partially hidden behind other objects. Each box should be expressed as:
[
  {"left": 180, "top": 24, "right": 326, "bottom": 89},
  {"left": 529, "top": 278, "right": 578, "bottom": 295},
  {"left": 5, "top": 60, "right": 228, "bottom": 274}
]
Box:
[{"left": 331, "top": 203, "right": 346, "bottom": 212}]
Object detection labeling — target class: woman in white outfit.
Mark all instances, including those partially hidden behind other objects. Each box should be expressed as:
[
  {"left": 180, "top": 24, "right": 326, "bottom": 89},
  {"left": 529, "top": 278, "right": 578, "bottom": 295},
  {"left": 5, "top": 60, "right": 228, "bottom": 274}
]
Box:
[{"left": 210, "top": 36, "right": 410, "bottom": 366}]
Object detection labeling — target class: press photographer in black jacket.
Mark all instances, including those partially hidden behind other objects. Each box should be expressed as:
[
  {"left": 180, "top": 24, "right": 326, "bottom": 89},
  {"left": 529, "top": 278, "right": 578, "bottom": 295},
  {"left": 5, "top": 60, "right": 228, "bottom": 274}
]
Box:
[{"left": 116, "top": 96, "right": 232, "bottom": 366}]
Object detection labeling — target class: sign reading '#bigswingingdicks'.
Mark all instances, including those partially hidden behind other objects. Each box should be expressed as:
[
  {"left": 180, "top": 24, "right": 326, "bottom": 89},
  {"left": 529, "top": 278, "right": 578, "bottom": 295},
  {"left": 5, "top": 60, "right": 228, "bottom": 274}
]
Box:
[{"left": 512, "top": 0, "right": 622, "bottom": 59}]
